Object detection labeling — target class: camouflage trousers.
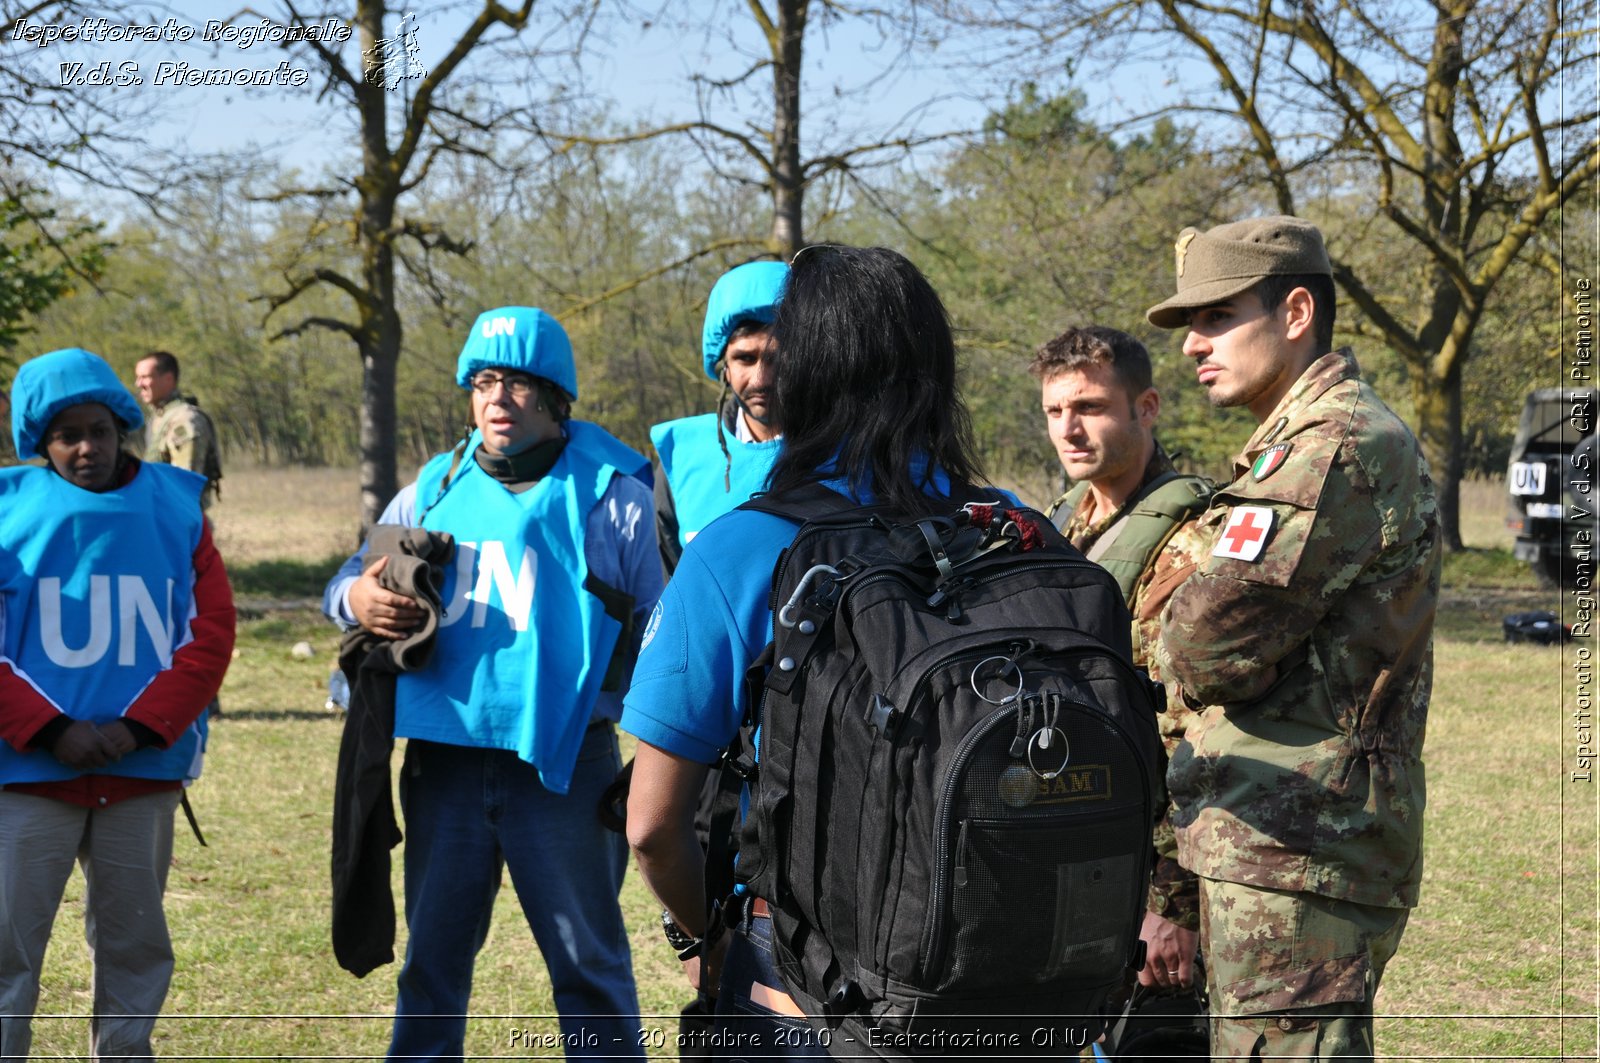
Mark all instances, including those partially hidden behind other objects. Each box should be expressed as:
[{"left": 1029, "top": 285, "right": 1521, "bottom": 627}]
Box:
[{"left": 1199, "top": 877, "right": 1409, "bottom": 1061}]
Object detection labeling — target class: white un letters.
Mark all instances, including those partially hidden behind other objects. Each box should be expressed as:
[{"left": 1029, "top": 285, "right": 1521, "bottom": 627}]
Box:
[
  {"left": 38, "top": 575, "right": 175, "bottom": 668},
  {"left": 441, "top": 541, "right": 538, "bottom": 631}
]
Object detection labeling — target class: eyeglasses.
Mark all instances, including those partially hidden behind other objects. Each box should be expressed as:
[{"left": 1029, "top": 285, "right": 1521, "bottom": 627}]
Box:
[{"left": 470, "top": 372, "right": 537, "bottom": 397}]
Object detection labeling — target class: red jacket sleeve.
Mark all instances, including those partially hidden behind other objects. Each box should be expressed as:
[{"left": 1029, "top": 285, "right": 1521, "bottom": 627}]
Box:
[
  {"left": 123, "top": 519, "right": 236, "bottom": 746},
  {"left": 0, "top": 657, "right": 67, "bottom": 753}
]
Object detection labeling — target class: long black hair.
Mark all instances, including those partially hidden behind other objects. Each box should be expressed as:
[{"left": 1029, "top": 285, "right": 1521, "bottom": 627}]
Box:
[{"left": 765, "top": 244, "right": 984, "bottom": 514}]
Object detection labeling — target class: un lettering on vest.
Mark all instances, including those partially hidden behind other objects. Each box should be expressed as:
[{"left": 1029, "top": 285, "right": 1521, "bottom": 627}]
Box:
[
  {"left": 37, "top": 575, "right": 176, "bottom": 668},
  {"left": 439, "top": 540, "right": 538, "bottom": 631}
]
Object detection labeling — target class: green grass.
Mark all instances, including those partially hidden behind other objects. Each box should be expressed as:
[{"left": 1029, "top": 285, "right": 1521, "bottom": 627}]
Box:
[
  {"left": 229, "top": 553, "right": 353, "bottom": 602},
  {"left": 20, "top": 598, "right": 1598, "bottom": 1060},
  {"left": 19, "top": 468, "right": 1598, "bottom": 1059},
  {"left": 1440, "top": 545, "right": 1536, "bottom": 589}
]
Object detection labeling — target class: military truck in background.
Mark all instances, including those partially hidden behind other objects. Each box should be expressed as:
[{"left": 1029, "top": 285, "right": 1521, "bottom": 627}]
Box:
[{"left": 1506, "top": 387, "right": 1596, "bottom": 587}]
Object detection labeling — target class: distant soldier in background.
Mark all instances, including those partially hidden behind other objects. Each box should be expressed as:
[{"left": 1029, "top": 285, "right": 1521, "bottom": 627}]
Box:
[
  {"left": 137, "top": 350, "right": 228, "bottom": 719},
  {"left": 135, "top": 350, "right": 222, "bottom": 509}
]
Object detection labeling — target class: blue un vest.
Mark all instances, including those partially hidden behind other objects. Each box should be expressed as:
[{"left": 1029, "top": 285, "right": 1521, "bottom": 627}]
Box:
[
  {"left": 0, "top": 462, "right": 208, "bottom": 785},
  {"left": 394, "top": 422, "right": 648, "bottom": 795},
  {"left": 650, "top": 413, "right": 781, "bottom": 549}
]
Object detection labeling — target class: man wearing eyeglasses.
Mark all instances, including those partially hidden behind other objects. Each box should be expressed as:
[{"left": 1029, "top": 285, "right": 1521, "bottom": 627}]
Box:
[{"left": 323, "top": 307, "right": 662, "bottom": 1060}]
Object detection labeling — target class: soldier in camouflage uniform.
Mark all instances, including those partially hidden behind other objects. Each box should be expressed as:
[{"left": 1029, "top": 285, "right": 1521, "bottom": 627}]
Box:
[
  {"left": 135, "top": 351, "right": 221, "bottom": 510},
  {"left": 1146, "top": 216, "right": 1440, "bottom": 1060},
  {"left": 1029, "top": 325, "right": 1210, "bottom": 993}
]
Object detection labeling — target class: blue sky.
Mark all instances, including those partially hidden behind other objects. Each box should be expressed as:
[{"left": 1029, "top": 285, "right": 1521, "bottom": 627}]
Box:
[{"left": 18, "top": 1, "right": 1193, "bottom": 181}]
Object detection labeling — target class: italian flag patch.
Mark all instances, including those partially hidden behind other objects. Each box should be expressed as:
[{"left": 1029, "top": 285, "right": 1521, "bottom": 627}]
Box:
[{"left": 1251, "top": 443, "right": 1291, "bottom": 482}]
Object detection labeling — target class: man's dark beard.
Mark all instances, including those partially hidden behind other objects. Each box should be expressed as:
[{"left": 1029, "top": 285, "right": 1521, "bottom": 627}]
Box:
[{"left": 734, "top": 389, "right": 774, "bottom": 426}]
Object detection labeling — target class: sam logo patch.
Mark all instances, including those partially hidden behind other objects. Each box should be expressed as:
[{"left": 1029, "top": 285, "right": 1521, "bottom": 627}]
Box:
[
  {"left": 998, "top": 763, "right": 1112, "bottom": 807},
  {"left": 1213, "top": 505, "right": 1274, "bottom": 562},
  {"left": 1036, "top": 765, "right": 1112, "bottom": 804},
  {"left": 1251, "top": 442, "right": 1291, "bottom": 482}
]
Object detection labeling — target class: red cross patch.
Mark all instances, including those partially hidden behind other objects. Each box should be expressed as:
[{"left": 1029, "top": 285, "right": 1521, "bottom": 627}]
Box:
[{"left": 1213, "top": 505, "right": 1274, "bottom": 562}]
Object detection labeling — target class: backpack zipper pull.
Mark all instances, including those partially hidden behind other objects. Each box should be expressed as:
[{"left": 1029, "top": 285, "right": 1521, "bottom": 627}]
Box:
[
  {"left": 954, "top": 819, "right": 971, "bottom": 888},
  {"left": 1009, "top": 693, "right": 1035, "bottom": 759}
]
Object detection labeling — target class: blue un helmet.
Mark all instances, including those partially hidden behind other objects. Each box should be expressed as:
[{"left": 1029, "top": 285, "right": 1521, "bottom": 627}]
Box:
[
  {"left": 701, "top": 261, "right": 789, "bottom": 381},
  {"left": 11, "top": 348, "right": 144, "bottom": 456},
  {"left": 455, "top": 307, "right": 578, "bottom": 400}
]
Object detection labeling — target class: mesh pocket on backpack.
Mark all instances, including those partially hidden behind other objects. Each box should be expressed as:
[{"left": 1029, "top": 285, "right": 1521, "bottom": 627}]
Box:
[{"left": 939, "top": 815, "right": 1141, "bottom": 994}]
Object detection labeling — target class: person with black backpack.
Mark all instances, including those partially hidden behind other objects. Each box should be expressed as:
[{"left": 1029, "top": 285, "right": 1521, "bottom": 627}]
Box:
[{"left": 622, "top": 245, "right": 1165, "bottom": 1059}]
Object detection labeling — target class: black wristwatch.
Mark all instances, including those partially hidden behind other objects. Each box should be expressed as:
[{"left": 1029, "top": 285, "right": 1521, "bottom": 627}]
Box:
[{"left": 660, "top": 910, "right": 703, "bottom": 961}]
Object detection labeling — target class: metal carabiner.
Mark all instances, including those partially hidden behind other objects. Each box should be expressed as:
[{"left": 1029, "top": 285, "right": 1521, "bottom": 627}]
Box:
[
  {"left": 970, "top": 654, "right": 1025, "bottom": 706},
  {"left": 778, "top": 563, "right": 843, "bottom": 629}
]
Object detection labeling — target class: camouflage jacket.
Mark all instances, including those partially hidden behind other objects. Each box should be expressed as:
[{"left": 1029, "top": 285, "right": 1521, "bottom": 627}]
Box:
[
  {"left": 1051, "top": 444, "right": 1196, "bottom": 673},
  {"left": 1053, "top": 443, "right": 1206, "bottom": 924},
  {"left": 1157, "top": 349, "right": 1439, "bottom": 909},
  {"left": 146, "top": 392, "right": 221, "bottom": 509}
]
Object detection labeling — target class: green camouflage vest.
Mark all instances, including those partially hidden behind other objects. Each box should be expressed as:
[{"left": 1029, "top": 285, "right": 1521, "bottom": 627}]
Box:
[{"left": 1049, "top": 472, "right": 1213, "bottom": 603}]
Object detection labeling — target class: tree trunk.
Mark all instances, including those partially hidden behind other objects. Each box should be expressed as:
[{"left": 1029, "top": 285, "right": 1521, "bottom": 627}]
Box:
[
  {"left": 356, "top": 0, "right": 399, "bottom": 530},
  {"left": 1410, "top": 357, "right": 1466, "bottom": 552},
  {"left": 769, "top": 0, "right": 807, "bottom": 257},
  {"left": 359, "top": 337, "right": 399, "bottom": 530}
]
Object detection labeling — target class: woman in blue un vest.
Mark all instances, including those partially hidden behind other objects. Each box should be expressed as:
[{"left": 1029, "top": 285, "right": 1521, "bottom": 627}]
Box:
[
  {"left": 323, "top": 307, "right": 662, "bottom": 1061},
  {"left": 0, "top": 348, "right": 234, "bottom": 1059}
]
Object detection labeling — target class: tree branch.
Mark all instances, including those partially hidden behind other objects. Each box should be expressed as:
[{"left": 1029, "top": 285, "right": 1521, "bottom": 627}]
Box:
[{"left": 557, "top": 236, "right": 768, "bottom": 318}]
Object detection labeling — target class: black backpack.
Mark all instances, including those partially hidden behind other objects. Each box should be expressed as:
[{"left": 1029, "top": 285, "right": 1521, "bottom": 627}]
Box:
[{"left": 709, "top": 484, "right": 1164, "bottom": 1055}]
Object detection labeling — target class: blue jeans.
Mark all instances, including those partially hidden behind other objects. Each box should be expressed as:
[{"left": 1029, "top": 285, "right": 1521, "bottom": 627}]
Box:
[
  {"left": 713, "top": 909, "right": 833, "bottom": 1062},
  {"left": 388, "top": 730, "right": 644, "bottom": 1062}
]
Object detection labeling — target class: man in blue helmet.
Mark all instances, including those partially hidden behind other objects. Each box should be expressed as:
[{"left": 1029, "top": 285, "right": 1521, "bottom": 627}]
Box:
[
  {"left": 650, "top": 260, "right": 788, "bottom": 574},
  {"left": 0, "top": 348, "right": 234, "bottom": 1059},
  {"left": 323, "top": 307, "right": 662, "bottom": 1061}
]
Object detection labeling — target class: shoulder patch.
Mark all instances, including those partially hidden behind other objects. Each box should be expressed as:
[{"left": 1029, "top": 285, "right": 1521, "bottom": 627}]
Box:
[
  {"left": 1251, "top": 443, "right": 1292, "bottom": 482},
  {"left": 640, "top": 601, "right": 663, "bottom": 651},
  {"left": 1212, "top": 505, "right": 1274, "bottom": 562}
]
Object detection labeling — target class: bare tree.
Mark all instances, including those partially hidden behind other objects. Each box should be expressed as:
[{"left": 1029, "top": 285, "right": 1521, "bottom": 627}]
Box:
[
  {"left": 256, "top": 0, "right": 592, "bottom": 526},
  {"left": 0, "top": 0, "right": 171, "bottom": 367},
  {"left": 551, "top": 0, "right": 968, "bottom": 260},
  {"left": 955, "top": 0, "right": 1599, "bottom": 548}
]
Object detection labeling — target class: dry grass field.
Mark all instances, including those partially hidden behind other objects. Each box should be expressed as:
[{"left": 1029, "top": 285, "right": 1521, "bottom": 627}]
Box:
[
  {"left": 19, "top": 465, "right": 1597, "bottom": 1060},
  {"left": 210, "top": 463, "right": 367, "bottom": 568}
]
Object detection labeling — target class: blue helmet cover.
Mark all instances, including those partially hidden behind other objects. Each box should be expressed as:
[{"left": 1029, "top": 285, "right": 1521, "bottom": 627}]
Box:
[
  {"left": 455, "top": 307, "right": 578, "bottom": 400},
  {"left": 701, "top": 261, "right": 789, "bottom": 381},
  {"left": 11, "top": 348, "right": 144, "bottom": 457}
]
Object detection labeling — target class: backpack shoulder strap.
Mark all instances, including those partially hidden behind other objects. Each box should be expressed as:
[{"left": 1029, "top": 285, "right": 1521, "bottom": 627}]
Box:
[
  {"left": 1090, "top": 473, "right": 1214, "bottom": 602},
  {"left": 740, "top": 478, "right": 1008, "bottom": 525},
  {"left": 738, "top": 480, "right": 858, "bottom": 523},
  {"left": 1047, "top": 480, "right": 1089, "bottom": 531}
]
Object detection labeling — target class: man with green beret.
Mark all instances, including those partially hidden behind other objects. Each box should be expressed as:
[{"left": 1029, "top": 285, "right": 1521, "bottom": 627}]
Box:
[{"left": 1146, "top": 216, "right": 1440, "bottom": 1059}]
